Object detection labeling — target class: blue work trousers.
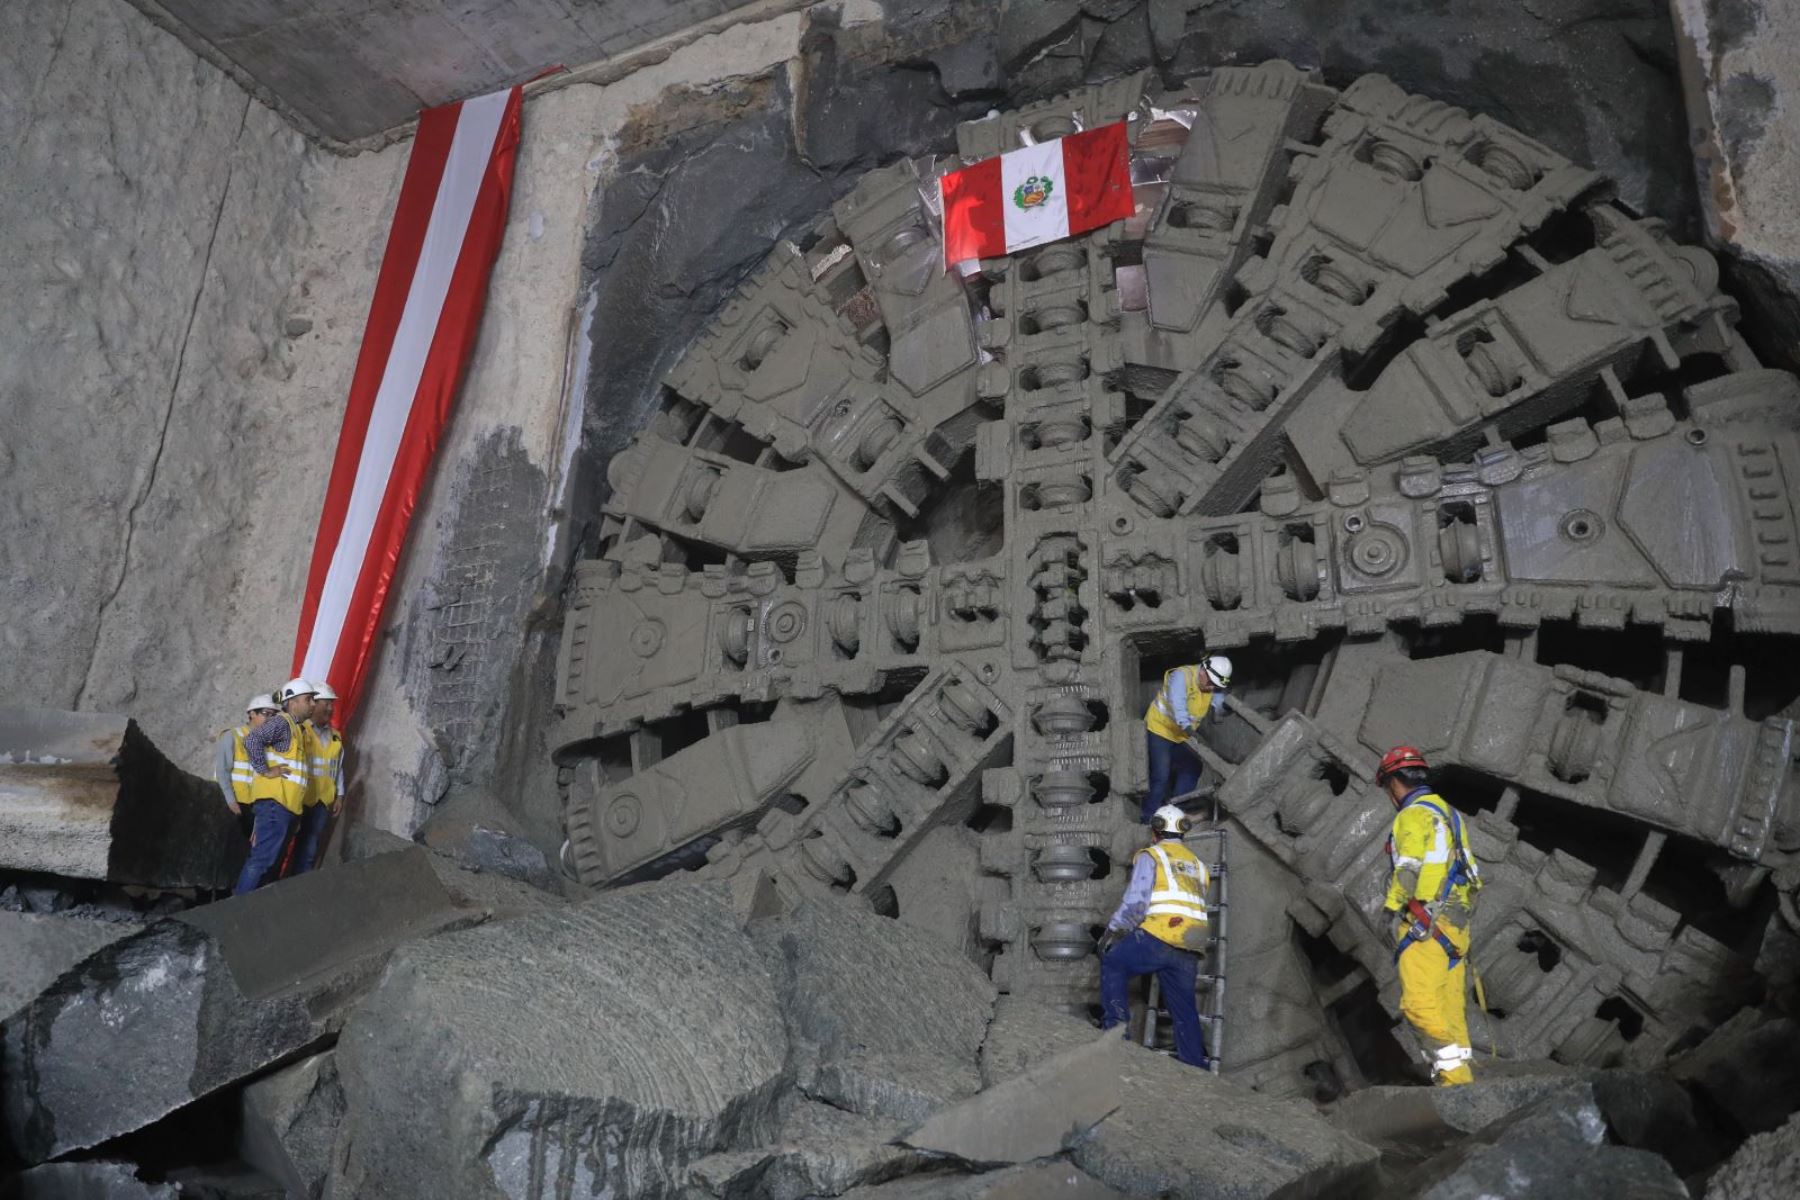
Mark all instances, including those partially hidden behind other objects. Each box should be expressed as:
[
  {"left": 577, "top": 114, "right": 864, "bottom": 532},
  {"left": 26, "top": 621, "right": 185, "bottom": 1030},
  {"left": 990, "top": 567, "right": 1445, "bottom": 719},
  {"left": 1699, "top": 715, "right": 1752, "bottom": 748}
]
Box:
[
  {"left": 233, "top": 800, "right": 295, "bottom": 895},
  {"left": 1100, "top": 928, "right": 1210, "bottom": 1069},
  {"left": 291, "top": 804, "right": 332, "bottom": 875},
  {"left": 1144, "top": 732, "right": 1202, "bottom": 822}
]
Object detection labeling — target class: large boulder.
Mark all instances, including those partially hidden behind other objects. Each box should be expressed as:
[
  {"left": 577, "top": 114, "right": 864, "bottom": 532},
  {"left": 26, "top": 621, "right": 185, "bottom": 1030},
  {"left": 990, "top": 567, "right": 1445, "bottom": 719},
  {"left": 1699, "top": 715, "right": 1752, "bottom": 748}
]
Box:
[
  {"left": 1, "top": 848, "right": 471, "bottom": 1162},
  {"left": 0, "top": 911, "right": 135, "bottom": 1020},
  {"left": 334, "top": 881, "right": 790, "bottom": 1199},
  {"left": 1404, "top": 1085, "right": 1686, "bottom": 1199},
  {"left": 751, "top": 899, "right": 997, "bottom": 1123},
  {"left": 1069, "top": 1042, "right": 1380, "bottom": 1199}
]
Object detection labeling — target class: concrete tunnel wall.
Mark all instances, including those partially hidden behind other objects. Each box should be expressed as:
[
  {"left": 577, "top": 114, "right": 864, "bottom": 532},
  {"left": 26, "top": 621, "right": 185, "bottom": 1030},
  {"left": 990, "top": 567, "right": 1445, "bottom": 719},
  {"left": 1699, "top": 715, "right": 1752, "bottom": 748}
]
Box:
[{"left": 2, "top": 0, "right": 1717, "bottom": 854}]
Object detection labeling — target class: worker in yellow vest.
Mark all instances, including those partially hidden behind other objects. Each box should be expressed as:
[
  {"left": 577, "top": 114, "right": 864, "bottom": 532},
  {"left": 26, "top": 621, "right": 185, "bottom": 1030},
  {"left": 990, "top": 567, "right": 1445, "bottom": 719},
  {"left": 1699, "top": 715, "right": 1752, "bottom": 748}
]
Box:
[
  {"left": 1377, "top": 745, "right": 1481, "bottom": 1086},
  {"left": 213, "top": 694, "right": 277, "bottom": 819},
  {"left": 232, "top": 678, "right": 316, "bottom": 895},
  {"left": 1097, "top": 805, "right": 1212, "bottom": 1068},
  {"left": 1141, "top": 654, "right": 1232, "bottom": 822},
  {"left": 291, "top": 680, "right": 346, "bottom": 875}
]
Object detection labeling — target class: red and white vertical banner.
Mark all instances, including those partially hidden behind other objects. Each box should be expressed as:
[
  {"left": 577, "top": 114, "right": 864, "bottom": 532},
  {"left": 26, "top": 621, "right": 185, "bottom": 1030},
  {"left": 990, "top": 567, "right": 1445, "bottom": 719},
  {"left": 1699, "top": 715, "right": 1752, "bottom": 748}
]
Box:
[
  {"left": 291, "top": 86, "right": 524, "bottom": 722},
  {"left": 939, "top": 120, "right": 1136, "bottom": 268}
]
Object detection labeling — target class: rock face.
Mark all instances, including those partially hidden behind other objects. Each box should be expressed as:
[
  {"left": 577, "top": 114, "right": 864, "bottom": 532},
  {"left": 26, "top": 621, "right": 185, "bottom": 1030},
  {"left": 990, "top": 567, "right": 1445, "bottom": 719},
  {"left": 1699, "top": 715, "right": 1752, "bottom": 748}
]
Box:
[
  {"left": 0, "top": 709, "right": 242, "bottom": 889},
  {"left": 239, "top": 1052, "right": 343, "bottom": 1200},
  {"left": 1671, "top": 1010, "right": 1800, "bottom": 1136},
  {"left": 0, "top": 911, "right": 135, "bottom": 1020},
  {"left": 1, "top": 848, "right": 468, "bottom": 1162},
  {"left": 1672, "top": 0, "right": 1800, "bottom": 369},
  {"left": 752, "top": 899, "right": 998, "bottom": 1124},
  {"left": 334, "top": 882, "right": 790, "bottom": 1199},
  {"left": 1068, "top": 1043, "right": 1380, "bottom": 1199},
  {"left": 1708, "top": 1109, "right": 1800, "bottom": 1200}
]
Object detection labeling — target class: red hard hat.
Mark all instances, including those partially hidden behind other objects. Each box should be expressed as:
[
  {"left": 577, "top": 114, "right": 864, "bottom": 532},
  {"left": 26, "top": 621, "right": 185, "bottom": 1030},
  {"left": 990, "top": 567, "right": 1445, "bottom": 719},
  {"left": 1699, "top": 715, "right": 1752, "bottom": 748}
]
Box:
[{"left": 1376, "top": 745, "right": 1428, "bottom": 783}]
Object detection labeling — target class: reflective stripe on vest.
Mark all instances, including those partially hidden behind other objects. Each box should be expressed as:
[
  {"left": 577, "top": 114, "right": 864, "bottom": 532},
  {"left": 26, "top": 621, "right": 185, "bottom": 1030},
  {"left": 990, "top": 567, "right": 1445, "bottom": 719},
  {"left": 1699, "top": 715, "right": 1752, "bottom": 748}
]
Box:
[
  {"left": 224, "top": 725, "right": 256, "bottom": 806},
  {"left": 306, "top": 723, "right": 343, "bottom": 808},
  {"left": 248, "top": 714, "right": 309, "bottom": 814},
  {"left": 1139, "top": 842, "right": 1209, "bottom": 949}
]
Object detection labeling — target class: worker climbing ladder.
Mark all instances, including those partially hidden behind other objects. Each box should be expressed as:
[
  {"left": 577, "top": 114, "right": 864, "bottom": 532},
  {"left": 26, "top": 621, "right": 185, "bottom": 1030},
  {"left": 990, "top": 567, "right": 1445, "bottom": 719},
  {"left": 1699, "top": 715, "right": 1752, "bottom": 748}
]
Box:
[{"left": 1142, "top": 817, "right": 1228, "bottom": 1073}]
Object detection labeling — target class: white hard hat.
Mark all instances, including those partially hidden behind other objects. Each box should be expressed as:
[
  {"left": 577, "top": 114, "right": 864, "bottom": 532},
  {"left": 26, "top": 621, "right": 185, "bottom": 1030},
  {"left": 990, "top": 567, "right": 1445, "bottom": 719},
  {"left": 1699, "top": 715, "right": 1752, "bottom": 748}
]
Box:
[
  {"left": 313, "top": 681, "right": 338, "bottom": 702},
  {"left": 278, "top": 678, "right": 318, "bottom": 702},
  {"left": 246, "top": 693, "right": 277, "bottom": 714},
  {"left": 1202, "top": 655, "right": 1233, "bottom": 688},
  {"left": 1151, "top": 805, "right": 1192, "bottom": 836}
]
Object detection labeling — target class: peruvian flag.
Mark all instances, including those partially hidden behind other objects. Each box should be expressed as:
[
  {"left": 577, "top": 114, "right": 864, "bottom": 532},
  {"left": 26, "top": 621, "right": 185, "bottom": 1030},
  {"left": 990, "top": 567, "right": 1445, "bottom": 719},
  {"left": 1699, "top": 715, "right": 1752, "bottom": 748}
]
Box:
[
  {"left": 291, "top": 86, "right": 523, "bottom": 722},
  {"left": 939, "top": 121, "right": 1136, "bottom": 268}
]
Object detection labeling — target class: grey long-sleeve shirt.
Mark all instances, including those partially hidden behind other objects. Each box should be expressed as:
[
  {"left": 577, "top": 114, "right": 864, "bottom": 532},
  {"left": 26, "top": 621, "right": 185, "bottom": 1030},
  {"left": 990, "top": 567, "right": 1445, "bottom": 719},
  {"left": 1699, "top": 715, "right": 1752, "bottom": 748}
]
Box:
[{"left": 214, "top": 730, "right": 239, "bottom": 807}]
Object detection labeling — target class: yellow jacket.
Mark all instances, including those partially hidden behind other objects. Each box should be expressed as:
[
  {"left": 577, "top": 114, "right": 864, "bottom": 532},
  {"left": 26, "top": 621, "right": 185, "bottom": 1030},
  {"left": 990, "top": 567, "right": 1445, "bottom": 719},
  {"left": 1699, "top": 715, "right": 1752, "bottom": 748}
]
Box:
[
  {"left": 305, "top": 722, "right": 345, "bottom": 809},
  {"left": 1144, "top": 666, "right": 1214, "bottom": 743},
  {"left": 248, "top": 714, "right": 310, "bottom": 815},
  {"left": 1384, "top": 791, "right": 1477, "bottom": 914}
]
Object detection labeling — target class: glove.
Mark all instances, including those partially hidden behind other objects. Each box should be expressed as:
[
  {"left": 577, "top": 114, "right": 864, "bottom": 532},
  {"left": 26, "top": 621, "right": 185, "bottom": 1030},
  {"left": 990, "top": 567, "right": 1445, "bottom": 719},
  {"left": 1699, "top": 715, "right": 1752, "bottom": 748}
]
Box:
[
  {"left": 1097, "top": 928, "right": 1126, "bottom": 957},
  {"left": 1405, "top": 899, "right": 1435, "bottom": 939}
]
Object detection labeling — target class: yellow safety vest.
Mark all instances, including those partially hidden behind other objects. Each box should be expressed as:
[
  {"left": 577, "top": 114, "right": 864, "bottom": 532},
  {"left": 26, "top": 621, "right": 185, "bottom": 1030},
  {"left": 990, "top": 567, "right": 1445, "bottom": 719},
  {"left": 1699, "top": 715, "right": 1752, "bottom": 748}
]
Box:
[
  {"left": 305, "top": 723, "right": 344, "bottom": 809},
  {"left": 222, "top": 725, "right": 256, "bottom": 807},
  {"left": 248, "top": 714, "right": 309, "bottom": 815},
  {"left": 1138, "top": 841, "right": 1210, "bottom": 951},
  {"left": 1385, "top": 791, "right": 1479, "bottom": 914},
  {"left": 1144, "top": 666, "right": 1213, "bottom": 743}
]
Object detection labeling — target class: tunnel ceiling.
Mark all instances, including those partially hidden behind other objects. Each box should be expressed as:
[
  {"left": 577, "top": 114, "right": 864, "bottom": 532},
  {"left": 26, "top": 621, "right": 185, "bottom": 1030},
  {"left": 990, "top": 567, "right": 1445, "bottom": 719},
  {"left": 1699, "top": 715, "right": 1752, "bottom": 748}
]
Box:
[{"left": 126, "top": 0, "right": 765, "bottom": 142}]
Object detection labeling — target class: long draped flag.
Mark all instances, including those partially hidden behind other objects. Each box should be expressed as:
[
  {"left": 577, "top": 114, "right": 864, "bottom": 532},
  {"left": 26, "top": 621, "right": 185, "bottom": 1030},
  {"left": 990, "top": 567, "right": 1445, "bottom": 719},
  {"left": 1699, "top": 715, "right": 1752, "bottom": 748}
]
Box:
[
  {"left": 939, "top": 121, "right": 1136, "bottom": 268},
  {"left": 291, "top": 86, "right": 524, "bottom": 721}
]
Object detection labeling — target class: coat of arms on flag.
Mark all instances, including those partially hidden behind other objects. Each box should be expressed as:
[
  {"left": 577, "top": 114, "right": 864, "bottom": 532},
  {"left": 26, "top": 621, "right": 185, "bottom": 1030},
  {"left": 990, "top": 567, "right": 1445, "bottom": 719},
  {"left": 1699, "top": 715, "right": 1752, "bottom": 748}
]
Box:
[
  {"left": 1013, "top": 175, "right": 1054, "bottom": 210},
  {"left": 939, "top": 120, "right": 1136, "bottom": 268}
]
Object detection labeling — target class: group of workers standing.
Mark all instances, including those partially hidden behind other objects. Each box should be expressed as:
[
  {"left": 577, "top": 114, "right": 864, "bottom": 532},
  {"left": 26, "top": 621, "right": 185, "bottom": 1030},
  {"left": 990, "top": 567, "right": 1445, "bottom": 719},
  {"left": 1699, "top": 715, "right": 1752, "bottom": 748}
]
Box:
[
  {"left": 1100, "top": 655, "right": 1483, "bottom": 1087},
  {"left": 213, "top": 677, "right": 348, "bottom": 896}
]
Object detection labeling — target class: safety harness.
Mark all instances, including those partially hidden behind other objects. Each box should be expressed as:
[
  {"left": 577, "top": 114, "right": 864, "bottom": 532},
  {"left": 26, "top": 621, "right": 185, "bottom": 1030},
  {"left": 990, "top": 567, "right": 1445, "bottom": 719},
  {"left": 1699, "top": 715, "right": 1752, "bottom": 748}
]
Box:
[{"left": 1391, "top": 790, "right": 1479, "bottom": 970}]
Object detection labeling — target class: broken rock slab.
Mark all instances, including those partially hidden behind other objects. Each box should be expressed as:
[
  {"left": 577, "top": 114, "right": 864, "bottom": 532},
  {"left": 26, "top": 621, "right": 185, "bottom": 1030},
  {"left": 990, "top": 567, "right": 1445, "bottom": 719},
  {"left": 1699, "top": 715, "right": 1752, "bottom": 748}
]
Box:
[
  {"left": 684, "top": 1100, "right": 923, "bottom": 1200},
  {"left": 0, "top": 1161, "right": 177, "bottom": 1199},
  {"left": 238, "top": 1051, "right": 342, "bottom": 1200},
  {"left": 1671, "top": 1008, "right": 1800, "bottom": 1136},
  {"left": 0, "top": 708, "right": 242, "bottom": 889},
  {"left": 902, "top": 1034, "right": 1124, "bottom": 1167},
  {"left": 414, "top": 788, "right": 560, "bottom": 893},
  {"left": 979, "top": 995, "right": 1100, "bottom": 1086},
  {"left": 1707, "top": 1108, "right": 1800, "bottom": 1199},
  {"left": 838, "top": 1161, "right": 1131, "bottom": 1200},
  {"left": 0, "top": 911, "right": 136, "bottom": 1020},
  {"left": 334, "top": 881, "right": 789, "bottom": 1199},
  {"left": 1, "top": 848, "right": 471, "bottom": 1163},
  {"left": 1069, "top": 1041, "right": 1380, "bottom": 1200},
  {"left": 1403, "top": 1084, "right": 1686, "bottom": 1199},
  {"left": 752, "top": 898, "right": 997, "bottom": 1124}
]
